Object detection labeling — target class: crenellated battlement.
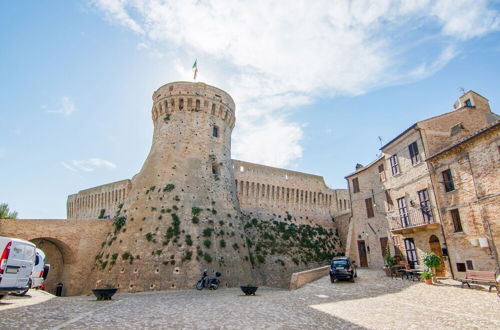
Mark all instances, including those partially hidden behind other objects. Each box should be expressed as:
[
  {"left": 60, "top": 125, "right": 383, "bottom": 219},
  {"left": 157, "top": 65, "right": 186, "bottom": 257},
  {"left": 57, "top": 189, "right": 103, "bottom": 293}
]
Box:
[{"left": 151, "top": 82, "right": 236, "bottom": 128}]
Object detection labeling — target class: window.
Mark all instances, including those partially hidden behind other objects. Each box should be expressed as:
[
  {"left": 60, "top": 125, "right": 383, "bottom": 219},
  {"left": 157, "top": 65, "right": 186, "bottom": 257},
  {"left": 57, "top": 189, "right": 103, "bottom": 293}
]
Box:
[
  {"left": 179, "top": 98, "right": 184, "bottom": 110},
  {"left": 352, "top": 178, "right": 360, "bottom": 193},
  {"left": 397, "top": 197, "right": 409, "bottom": 227},
  {"left": 408, "top": 141, "right": 420, "bottom": 165},
  {"left": 456, "top": 263, "right": 466, "bottom": 272},
  {"left": 390, "top": 155, "right": 400, "bottom": 175},
  {"left": 404, "top": 238, "right": 418, "bottom": 268},
  {"left": 385, "top": 190, "right": 394, "bottom": 211},
  {"left": 442, "top": 169, "right": 455, "bottom": 192},
  {"left": 464, "top": 99, "right": 472, "bottom": 107},
  {"left": 211, "top": 163, "right": 219, "bottom": 176},
  {"left": 212, "top": 126, "right": 219, "bottom": 137},
  {"left": 450, "top": 209, "right": 463, "bottom": 232},
  {"left": 418, "top": 189, "right": 433, "bottom": 223},
  {"left": 466, "top": 260, "right": 474, "bottom": 270},
  {"left": 450, "top": 123, "right": 464, "bottom": 136},
  {"left": 365, "top": 198, "right": 374, "bottom": 218},
  {"left": 378, "top": 164, "right": 386, "bottom": 182}
]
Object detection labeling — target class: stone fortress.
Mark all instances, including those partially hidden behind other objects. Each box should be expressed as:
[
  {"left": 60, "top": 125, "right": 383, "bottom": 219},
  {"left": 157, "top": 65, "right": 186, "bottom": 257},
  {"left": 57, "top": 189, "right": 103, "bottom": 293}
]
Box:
[{"left": 1, "top": 81, "right": 350, "bottom": 296}]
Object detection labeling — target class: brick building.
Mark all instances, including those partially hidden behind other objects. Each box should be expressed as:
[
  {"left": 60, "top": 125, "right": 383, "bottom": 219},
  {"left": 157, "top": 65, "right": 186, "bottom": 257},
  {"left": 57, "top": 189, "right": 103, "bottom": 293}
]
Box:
[
  {"left": 346, "top": 91, "right": 499, "bottom": 278},
  {"left": 427, "top": 121, "right": 499, "bottom": 278},
  {"left": 345, "top": 158, "right": 392, "bottom": 269}
]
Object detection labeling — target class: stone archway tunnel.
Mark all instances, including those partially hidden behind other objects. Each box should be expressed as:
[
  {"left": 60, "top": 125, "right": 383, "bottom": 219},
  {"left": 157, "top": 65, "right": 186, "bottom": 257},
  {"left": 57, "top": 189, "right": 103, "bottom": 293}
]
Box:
[{"left": 0, "top": 219, "right": 111, "bottom": 296}]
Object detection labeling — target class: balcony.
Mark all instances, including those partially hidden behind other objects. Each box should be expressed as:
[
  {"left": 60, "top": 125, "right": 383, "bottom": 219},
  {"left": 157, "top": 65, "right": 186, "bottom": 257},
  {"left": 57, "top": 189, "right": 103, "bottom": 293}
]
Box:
[{"left": 389, "top": 207, "right": 439, "bottom": 234}]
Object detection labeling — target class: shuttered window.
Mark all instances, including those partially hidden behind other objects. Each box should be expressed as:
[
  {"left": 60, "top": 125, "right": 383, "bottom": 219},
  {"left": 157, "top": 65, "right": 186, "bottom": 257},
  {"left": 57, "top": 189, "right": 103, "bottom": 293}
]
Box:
[
  {"left": 390, "top": 155, "right": 400, "bottom": 175},
  {"left": 408, "top": 141, "right": 420, "bottom": 165},
  {"left": 365, "top": 198, "right": 374, "bottom": 218},
  {"left": 352, "top": 178, "right": 360, "bottom": 193}
]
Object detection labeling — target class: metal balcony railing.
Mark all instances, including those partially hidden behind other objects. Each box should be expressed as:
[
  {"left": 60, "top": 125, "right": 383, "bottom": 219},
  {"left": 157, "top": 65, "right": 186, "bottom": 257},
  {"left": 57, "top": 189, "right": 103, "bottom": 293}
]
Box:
[{"left": 389, "top": 206, "right": 436, "bottom": 232}]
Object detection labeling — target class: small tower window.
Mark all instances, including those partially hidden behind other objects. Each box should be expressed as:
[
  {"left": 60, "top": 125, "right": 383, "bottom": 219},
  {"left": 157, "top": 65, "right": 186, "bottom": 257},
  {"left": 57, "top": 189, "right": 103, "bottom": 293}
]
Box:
[
  {"left": 179, "top": 98, "right": 184, "bottom": 110},
  {"left": 212, "top": 163, "right": 220, "bottom": 176},
  {"left": 464, "top": 99, "right": 473, "bottom": 107},
  {"left": 213, "top": 126, "right": 219, "bottom": 137}
]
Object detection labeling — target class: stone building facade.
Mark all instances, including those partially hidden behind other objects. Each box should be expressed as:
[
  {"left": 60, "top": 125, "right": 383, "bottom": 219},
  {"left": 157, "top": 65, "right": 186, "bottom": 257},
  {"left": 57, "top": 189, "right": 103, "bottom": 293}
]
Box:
[
  {"left": 345, "top": 157, "right": 392, "bottom": 269},
  {"left": 427, "top": 121, "right": 499, "bottom": 278},
  {"left": 345, "top": 91, "right": 499, "bottom": 278}
]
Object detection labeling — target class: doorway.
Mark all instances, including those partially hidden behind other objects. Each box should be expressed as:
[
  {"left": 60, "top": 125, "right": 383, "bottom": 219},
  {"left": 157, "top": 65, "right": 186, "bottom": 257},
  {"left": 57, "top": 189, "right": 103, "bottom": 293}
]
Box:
[
  {"left": 357, "top": 240, "right": 368, "bottom": 267},
  {"left": 429, "top": 235, "right": 446, "bottom": 277},
  {"left": 404, "top": 238, "right": 418, "bottom": 269}
]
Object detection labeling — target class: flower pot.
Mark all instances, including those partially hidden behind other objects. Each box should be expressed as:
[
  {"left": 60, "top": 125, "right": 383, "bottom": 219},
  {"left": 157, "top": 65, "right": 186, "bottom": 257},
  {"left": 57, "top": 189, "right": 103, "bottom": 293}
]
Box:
[
  {"left": 424, "top": 279, "right": 433, "bottom": 285},
  {"left": 383, "top": 268, "right": 392, "bottom": 277},
  {"left": 240, "top": 286, "right": 258, "bottom": 295},
  {"left": 92, "top": 288, "right": 118, "bottom": 300}
]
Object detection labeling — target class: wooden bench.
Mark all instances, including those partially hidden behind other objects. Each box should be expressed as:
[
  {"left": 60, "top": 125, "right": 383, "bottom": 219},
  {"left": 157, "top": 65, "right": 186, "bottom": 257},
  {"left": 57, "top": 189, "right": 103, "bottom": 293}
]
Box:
[{"left": 460, "top": 270, "right": 499, "bottom": 293}]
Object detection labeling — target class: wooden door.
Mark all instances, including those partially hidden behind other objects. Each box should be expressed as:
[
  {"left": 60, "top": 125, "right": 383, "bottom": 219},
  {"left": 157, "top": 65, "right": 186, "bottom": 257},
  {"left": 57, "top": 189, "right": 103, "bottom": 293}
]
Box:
[
  {"left": 357, "top": 240, "right": 368, "bottom": 267},
  {"left": 429, "top": 235, "right": 446, "bottom": 277},
  {"left": 380, "top": 237, "right": 388, "bottom": 259}
]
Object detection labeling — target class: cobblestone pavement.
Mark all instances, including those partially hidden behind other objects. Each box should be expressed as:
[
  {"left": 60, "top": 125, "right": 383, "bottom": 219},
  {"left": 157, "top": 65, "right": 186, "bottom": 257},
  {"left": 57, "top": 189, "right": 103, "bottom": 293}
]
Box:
[{"left": 0, "top": 269, "right": 498, "bottom": 329}]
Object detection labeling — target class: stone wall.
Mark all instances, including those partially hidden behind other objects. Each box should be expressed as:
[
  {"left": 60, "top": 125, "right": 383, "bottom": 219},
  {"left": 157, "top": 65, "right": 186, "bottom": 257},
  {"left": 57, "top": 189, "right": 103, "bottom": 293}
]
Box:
[
  {"left": 67, "top": 180, "right": 131, "bottom": 219},
  {"left": 289, "top": 265, "right": 330, "bottom": 290},
  {"left": 0, "top": 219, "right": 112, "bottom": 296},
  {"left": 233, "top": 159, "right": 349, "bottom": 228}
]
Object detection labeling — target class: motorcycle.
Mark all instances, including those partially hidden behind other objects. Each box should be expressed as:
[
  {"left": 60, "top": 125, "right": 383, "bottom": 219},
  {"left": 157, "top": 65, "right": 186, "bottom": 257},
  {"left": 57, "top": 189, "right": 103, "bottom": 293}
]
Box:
[{"left": 196, "top": 269, "right": 221, "bottom": 290}]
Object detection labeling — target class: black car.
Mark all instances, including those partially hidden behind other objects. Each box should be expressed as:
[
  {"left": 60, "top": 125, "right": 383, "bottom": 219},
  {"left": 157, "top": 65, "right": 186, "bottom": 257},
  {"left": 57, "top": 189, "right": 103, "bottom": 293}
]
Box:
[{"left": 329, "top": 257, "right": 357, "bottom": 283}]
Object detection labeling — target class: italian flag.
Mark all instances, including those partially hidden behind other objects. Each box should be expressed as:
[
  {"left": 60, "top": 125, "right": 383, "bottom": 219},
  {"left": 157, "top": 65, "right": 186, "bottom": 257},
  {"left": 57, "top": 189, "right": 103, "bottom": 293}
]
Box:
[{"left": 192, "top": 59, "right": 198, "bottom": 80}]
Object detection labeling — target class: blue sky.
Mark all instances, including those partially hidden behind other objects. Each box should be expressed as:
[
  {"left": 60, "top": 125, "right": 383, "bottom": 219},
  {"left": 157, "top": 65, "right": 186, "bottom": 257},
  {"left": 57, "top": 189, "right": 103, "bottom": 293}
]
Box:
[{"left": 1, "top": 0, "right": 499, "bottom": 219}]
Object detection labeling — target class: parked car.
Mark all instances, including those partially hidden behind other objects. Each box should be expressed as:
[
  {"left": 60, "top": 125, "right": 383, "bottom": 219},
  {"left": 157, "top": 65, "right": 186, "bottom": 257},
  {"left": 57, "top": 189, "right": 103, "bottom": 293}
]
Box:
[
  {"left": 0, "top": 236, "right": 36, "bottom": 299},
  {"left": 329, "top": 257, "right": 357, "bottom": 283},
  {"left": 12, "top": 248, "right": 50, "bottom": 296}
]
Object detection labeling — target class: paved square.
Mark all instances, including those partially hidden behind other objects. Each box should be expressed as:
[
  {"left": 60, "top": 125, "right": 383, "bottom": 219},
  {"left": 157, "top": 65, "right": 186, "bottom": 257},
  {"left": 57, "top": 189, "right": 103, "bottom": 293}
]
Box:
[{"left": 1, "top": 269, "right": 498, "bottom": 329}]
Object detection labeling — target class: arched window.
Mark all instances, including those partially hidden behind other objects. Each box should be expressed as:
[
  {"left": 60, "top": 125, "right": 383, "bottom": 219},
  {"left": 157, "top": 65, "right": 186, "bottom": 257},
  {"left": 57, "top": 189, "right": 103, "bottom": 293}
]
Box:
[{"left": 179, "top": 98, "right": 184, "bottom": 110}]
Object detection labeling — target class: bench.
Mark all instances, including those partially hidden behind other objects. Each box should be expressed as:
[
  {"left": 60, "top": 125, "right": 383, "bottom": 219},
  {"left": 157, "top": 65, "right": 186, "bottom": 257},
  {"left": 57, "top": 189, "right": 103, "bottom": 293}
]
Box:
[{"left": 460, "top": 270, "right": 499, "bottom": 293}]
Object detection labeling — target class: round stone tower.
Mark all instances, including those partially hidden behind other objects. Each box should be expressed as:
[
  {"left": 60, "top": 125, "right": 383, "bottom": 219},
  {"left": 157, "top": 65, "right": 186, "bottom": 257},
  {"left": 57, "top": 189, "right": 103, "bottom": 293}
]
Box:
[{"left": 89, "top": 82, "right": 252, "bottom": 292}]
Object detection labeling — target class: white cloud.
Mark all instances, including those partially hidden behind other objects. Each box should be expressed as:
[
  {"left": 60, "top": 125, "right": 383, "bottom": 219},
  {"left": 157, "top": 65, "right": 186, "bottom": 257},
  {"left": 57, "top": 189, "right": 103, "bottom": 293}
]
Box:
[
  {"left": 90, "top": 0, "right": 500, "bottom": 167},
  {"left": 45, "top": 96, "right": 76, "bottom": 116},
  {"left": 61, "top": 158, "right": 117, "bottom": 172}
]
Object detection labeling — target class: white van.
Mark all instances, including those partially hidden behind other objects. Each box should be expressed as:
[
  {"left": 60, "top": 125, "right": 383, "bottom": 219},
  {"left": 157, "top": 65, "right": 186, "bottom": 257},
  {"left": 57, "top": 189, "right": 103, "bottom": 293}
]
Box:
[
  {"left": 32, "top": 248, "right": 50, "bottom": 289},
  {"left": 0, "top": 236, "right": 36, "bottom": 298}
]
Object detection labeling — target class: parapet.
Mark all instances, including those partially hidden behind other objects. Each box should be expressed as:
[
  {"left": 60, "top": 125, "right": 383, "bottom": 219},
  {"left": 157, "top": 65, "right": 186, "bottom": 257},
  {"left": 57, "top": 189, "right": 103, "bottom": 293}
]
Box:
[{"left": 151, "top": 81, "right": 236, "bottom": 128}]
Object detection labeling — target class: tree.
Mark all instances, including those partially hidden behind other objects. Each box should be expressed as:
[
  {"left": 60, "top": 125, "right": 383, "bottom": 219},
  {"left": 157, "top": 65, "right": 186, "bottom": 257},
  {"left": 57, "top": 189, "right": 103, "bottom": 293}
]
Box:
[{"left": 0, "top": 203, "right": 18, "bottom": 219}]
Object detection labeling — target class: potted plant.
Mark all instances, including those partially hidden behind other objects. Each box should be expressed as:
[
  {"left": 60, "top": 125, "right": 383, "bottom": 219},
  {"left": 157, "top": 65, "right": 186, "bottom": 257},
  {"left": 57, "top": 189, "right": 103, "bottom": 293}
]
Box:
[
  {"left": 423, "top": 252, "right": 442, "bottom": 283},
  {"left": 421, "top": 271, "right": 433, "bottom": 284},
  {"left": 383, "top": 252, "right": 395, "bottom": 277},
  {"left": 393, "top": 253, "right": 405, "bottom": 264},
  {"left": 92, "top": 284, "right": 119, "bottom": 301},
  {"left": 240, "top": 279, "right": 258, "bottom": 296}
]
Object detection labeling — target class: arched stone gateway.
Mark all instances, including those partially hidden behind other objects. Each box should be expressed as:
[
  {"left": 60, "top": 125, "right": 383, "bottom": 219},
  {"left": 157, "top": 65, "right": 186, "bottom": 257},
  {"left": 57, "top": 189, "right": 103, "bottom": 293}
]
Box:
[
  {"left": 30, "top": 238, "right": 68, "bottom": 294},
  {"left": 0, "top": 219, "right": 112, "bottom": 296}
]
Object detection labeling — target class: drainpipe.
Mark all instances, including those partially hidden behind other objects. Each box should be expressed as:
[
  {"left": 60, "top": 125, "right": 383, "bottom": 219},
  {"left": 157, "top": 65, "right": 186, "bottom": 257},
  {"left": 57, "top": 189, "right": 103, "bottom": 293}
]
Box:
[
  {"left": 418, "top": 129, "right": 455, "bottom": 279},
  {"left": 465, "top": 153, "right": 499, "bottom": 268}
]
